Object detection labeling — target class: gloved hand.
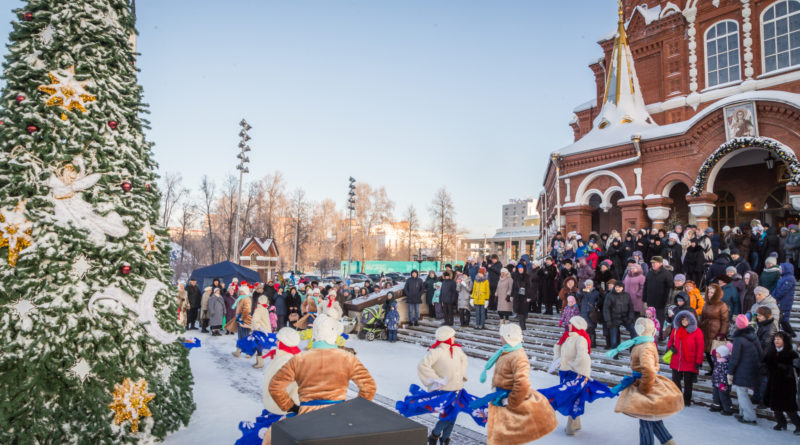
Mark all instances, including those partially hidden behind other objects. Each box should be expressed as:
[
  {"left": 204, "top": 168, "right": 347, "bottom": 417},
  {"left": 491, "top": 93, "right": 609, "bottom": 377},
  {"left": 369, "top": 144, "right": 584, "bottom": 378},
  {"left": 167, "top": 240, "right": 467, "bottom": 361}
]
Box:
[
  {"left": 726, "top": 374, "right": 733, "bottom": 386},
  {"left": 289, "top": 404, "right": 300, "bottom": 414},
  {"left": 427, "top": 377, "right": 448, "bottom": 391},
  {"left": 505, "top": 296, "right": 511, "bottom": 302}
]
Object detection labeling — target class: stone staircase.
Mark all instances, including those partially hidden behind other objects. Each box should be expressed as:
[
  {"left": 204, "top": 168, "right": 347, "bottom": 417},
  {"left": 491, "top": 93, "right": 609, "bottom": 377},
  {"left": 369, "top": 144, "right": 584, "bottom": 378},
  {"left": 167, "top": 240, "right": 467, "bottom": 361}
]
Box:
[{"left": 397, "top": 285, "right": 800, "bottom": 418}]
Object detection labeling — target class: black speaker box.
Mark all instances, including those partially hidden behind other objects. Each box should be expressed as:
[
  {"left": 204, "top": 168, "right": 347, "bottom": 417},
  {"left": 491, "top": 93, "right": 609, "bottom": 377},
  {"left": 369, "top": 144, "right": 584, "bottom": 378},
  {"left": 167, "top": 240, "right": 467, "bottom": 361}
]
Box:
[{"left": 271, "top": 397, "right": 428, "bottom": 445}]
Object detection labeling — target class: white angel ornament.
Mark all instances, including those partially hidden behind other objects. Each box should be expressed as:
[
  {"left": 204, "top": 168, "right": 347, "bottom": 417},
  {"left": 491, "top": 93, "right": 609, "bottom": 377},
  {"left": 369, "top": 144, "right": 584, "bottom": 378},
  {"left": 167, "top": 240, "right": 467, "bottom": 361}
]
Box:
[{"left": 48, "top": 157, "right": 129, "bottom": 244}]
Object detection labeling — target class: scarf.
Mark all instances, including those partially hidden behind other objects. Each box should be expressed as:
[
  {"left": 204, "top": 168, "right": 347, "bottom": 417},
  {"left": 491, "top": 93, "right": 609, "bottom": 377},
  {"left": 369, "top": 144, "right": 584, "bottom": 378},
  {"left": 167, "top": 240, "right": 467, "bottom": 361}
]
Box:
[
  {"left": 312, "top": 341, "right": 338, "bottom": 349},
  {"left": 480, "top": 343, "right": 523, "bottom": 383},
  {"left": 429, "top": 338, "right": 462, "bottom": 358},
  {"left": 263, "top": 342, "right": 302, "bottom": 360},
  {"left": 606, "top": 335, "right": 655, "bottom": 359},
  {"left": 556, "top": 326, "right": 592, "bottom": 354},
  {"left": 327, "top": 296, "right": 336, "bottom": 308},
  {"left": 231, "top": 294, "right": 248, "bottom": 309}
]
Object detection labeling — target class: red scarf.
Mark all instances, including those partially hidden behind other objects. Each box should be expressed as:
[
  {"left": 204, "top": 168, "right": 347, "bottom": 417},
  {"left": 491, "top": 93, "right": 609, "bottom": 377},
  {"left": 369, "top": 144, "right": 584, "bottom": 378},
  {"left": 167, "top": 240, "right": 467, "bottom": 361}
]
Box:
[
  {"left": 327, "top": 296, "right": 336, "bottom": 308},
  {"left": 262, "top": 342, "right": 302, "bottom": 360},
  {"left": 429, "top": 338, "right": 462, "bottom": 357},
  {"left": 556, "top": 325, "right": 592, "bottom": 354}
]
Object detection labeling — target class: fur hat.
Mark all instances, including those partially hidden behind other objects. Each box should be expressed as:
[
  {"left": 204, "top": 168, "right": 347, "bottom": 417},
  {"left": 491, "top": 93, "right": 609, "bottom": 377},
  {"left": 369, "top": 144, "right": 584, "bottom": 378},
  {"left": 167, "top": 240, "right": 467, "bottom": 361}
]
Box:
[
  {"left": 435, "top": 325, "right": 456, "bottom": 342},
  {"left": 715, "top": 344, "right": 731, "bottom": 358},
  {"left": 735, "top": 314, "right": 749, "bottom": 330},
  {"left": 650, "top": 256, "right": 663, "bottom": 263},
  {"left": 312, "top": 313, "right": 343, "bottom": 345},
  {"left": 754, "top": 286, "right": 770, "bottom": 296},
  {"left": 499, "top": 323, "right": 523, "bottom": 347},
  {"left": 584, "top": 279, "right": 594, "bottom": 288},
  {"left": 635, "top": 317, "right": 656, "bottom": 337},
  {"left": 725, "top": 266, "right": 737, "bottom": 275},
  {"left": 765, "top": 256, "right": 778, "bottom": 267},
  {"left": 569, "top": 315, "right": 587, "bottom": 331},
  {"left": 276, "top": 327, "right": 301, "bottom": 348},
  {"left": 716, "top": 274, "right": 732, "bottom": 284},
  {"left": 668, "top": 233, "right": 679, "bottom": 241},
  {"left": 478, "top": 267, "right": 487, "bottom": 275},
  {"left": 567, "top": 295, "right": 577, "bottom": 306},
  {"left": 673, "top": 274, "right": 686, "bottom": 283}
]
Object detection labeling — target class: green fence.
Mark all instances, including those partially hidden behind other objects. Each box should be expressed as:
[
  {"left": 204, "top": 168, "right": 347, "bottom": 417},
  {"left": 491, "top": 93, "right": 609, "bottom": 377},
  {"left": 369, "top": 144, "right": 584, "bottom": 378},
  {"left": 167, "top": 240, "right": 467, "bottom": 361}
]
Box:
[{"left": 340, "top": 261, "right": 464, "bottom": 276}]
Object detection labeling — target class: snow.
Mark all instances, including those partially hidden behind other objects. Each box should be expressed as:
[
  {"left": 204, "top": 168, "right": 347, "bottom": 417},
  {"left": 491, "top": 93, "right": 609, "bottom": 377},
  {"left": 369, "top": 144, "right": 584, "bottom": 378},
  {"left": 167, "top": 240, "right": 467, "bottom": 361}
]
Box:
[
  {"left": 572, "top": 98, "right": 597, "bottom": 113},
  {"left": 349, "top": 283, "right": 404, "bottom": 306},
  {"left": 166, "top": 333, "right": 799, "bottom": 444},
  {"left": 628, "top": 4, "right": 661, "bottom": 27}
]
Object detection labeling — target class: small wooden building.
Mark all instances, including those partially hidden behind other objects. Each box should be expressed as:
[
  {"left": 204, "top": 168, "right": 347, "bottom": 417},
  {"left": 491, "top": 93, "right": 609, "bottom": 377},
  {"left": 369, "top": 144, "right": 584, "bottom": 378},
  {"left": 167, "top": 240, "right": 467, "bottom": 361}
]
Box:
[{"left": 239, "top": 237, "right": 280, "bottom": 282}]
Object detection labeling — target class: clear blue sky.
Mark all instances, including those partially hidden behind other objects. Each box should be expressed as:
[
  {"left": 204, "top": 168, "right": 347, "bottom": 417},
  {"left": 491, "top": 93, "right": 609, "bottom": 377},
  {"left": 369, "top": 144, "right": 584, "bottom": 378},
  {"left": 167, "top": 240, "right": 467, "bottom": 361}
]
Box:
[{"left": 1, "top": 0, "right": 617, "bottom": 236}]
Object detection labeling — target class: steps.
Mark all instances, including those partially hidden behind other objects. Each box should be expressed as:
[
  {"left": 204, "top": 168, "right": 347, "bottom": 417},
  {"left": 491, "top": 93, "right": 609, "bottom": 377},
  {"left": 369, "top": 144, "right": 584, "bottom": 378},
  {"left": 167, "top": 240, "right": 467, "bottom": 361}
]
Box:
[{"left": 397, "top": 286, "right": 800, "bottom": 419}]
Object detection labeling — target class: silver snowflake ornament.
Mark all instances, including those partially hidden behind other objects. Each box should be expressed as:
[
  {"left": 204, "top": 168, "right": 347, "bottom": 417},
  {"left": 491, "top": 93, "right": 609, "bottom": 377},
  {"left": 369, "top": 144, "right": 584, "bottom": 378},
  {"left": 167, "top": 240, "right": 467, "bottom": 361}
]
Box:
[{"left": 69, "top": 358, "right": 93, "bottom": 383}]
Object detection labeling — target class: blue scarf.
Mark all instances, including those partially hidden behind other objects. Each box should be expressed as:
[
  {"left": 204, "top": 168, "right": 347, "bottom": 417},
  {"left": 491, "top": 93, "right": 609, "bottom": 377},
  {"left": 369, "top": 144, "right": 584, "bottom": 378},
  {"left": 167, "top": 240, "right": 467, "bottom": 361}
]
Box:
[
  {"left": 232, "top": 294, "right": 249, "bottom": 309},
  {"left": 312, "top": 341, "right": 338, "bottom": 349},
  {"left": 611, "top": 371, "right": 642, "bottom": 394},
  {"left": 605, "top": 335, "right": 654, "bottom": 359},
  {"left": 480, "top": 343, "right": 522, "bottom": 383}
]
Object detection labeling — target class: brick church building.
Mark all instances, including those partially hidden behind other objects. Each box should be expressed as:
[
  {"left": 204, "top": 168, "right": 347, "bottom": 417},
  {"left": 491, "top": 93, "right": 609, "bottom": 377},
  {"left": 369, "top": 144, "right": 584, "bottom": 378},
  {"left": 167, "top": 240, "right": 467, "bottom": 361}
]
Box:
[{"left": 539, "top": 0, "right": 800, "bottom": 244}]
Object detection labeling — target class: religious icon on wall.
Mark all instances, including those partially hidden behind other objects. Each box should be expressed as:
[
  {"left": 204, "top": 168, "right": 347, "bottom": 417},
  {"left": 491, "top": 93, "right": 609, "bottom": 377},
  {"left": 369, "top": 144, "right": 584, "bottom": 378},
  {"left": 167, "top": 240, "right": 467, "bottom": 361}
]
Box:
[{"left": 723, "top": 102, "right": 758, "bottom": 140}]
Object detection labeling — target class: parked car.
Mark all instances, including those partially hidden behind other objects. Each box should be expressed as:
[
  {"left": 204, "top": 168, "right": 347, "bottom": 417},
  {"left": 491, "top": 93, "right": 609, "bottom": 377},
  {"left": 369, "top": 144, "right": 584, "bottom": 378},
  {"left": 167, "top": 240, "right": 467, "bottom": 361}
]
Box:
[
  {"left": 302, "top": 275, "right": 322, "bottom": 284},
  {"left": 368, "top": 274, "right": 382, "bottom": 283},
  {"left": 323, "top": 275, "right": 342, "bottom": 284},
  {"left": 385, "top": 273, "right": 403, "bottom": 282},
  {"left": 348, "top": 273, "right": 368, "bottom": 283}
]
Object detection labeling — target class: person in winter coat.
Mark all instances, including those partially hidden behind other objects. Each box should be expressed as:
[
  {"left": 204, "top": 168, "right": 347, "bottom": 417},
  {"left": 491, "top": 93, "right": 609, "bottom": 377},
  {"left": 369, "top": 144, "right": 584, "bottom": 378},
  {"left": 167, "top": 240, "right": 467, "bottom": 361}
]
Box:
[
  {"left": 705, "top": 253, "right": 731, "bottom": 287},
  {"left": 232, "top": 287, "right": 254, "bottom": 358},
  {"left": 185, "top": 278, "right": 202, "bottom": 330},
  {"left": 286, "top": 287, "right": 301, "bottom": 324},
  {"left": 403, "top": 270, "right": 425, "bottom": 326},
  {"left": 456, "top": 272, "right": 473, "bottom": 328},
  {"left": 539, "top": 257, "right": 559, "bottom": 315},
  {"left": 557, "top": 276, "right": 578, "bottom": 315},
  {"left": 578, "top": 280, "right": 600, "bottom": 345},
  {"left": 761, "top": 227, "right": 781, "bottom": 264},
  {"left": 487, "top": 255, "right": 503, "bottom": 311},
  {"left": 683, "top": 239, "right": 706, "bottom": 285},
  {"left": 623, "top": 263, "right": 646, "bottom": 318},
  {"left": 471, "top": 268, "right": 491, "bottom": 329},
  {"left": 208, "top": 288, "right": 225, "bottom": 336},
  {"left": 270, "top": 288, "right": 288, "bottom": 329},
  {"left": 666, "top": 310, "right": 705, "bottom": 406},
  {"left": 749, "top": 286, "right": 781, "bottom": 331},
  {"left": 699, "top": 283, "right": 729, "bottom": 374},
  {"left": 665, "top": 233, "right": 683, "bottom": 274},
  {"left": 511, "top": 263, "right": 531, "bottom": 330},
  {"left": 683, "top": 280, "right": 705, "bottom": 314},
  {"left": 607, "top": 238, "right": 626, "bottom": 280},
  {"left": 495, "top": 268, "right": 514, "bottom": 321},
  {"left": 439, "top": 271, "right": 458, "bottom": 327},
  {"left": 755, "top": 306, "right": 778, "bottom": 361},
  {"left": 709, "top": 343, "right": 735, "bottom": 415},
  {"left": 200, "top": 286, "right": 212, "bottom": 333},
  {"left": 763, "top": 331, "right": 800, "bottom": 434},
  {"left": 608, "top": 318, "right": 683, "bottom": 445},
  {"left": 665, "top": 293, "right": 695, "bottom": 338},
  {"left": 386, "top": 301, "right": 400, "bottom": 343},
  {"left": 603, "top": 282, "right": 636, "bottom": 349},
  {"left": 594, "top": 260, "right": 614, "bottom": 293},
  {"left": 772, "top": 263, "right": 796, "bottom": 324},
  {"left": 730, "top": 248, "right": 752, "bottom": 276},
  {"left": 576, "top": 257, "right": 594, "bottom": 285},
  {"left": 740, "top": 271, "right": 759, "bottom": 318},
  {"left": 223, "top": 287, "right": 237, "bottom": 335},
  {"left": 482, "top": 324, "right": 557, "bottom": 444},
  {"left": 716, "top": 275, "right": 740, "bottom": 322},
  {"left": 529, "top": 262, "right": 542, "bottom": 314},
  {"left": 728, "top": 314, "right": 763, "bottom": 425},
  {"left": 643, "top": 257, "right": 673, "bottom": 339},
  {"left": 424, "top": 271, "right": 438, "bottom": 320},
  {"left": 250, "top": 295, "right": 273, "bottom": 368},
  {"left": 760, "top": 256, "right": 782, "bottom": 293},
  {"left": 559, "top": 295, "right": 581, "bottom": 330}
]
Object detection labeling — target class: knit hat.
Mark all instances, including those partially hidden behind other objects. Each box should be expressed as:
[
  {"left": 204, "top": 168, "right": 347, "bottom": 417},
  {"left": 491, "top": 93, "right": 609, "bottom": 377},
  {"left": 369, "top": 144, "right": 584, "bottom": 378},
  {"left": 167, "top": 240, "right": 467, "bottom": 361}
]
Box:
[
  {"left": 312, "top": 313, "right": 343, "bottom": 345},
  {"left": 276, "top": 327, "right": 301, "bottom": 348},
  {"left": 725, "top": 266, "right": 737, "bottom": 275},
  {"left": 435, "top": 325, "right": 456, "bottom": 342},
  {"left": 729, "top": 248, "right": 740, "bottom": 255},
  {"left": 584, "top": 279, "right": 594, "bottom": 288},
  {"left": 613, "top": 281, "right": 624, "bottom": 291},
  {"left": 650, "top": 256, "right": 663, "bottom": 263},
  {"left": 735, "top": 314, "right": 749, "bottom": 330},
  {"left": 715, "top": 344, "right": 730, "bottom": 358},
  {"left": 673, "top": 274, "right": 686, "bottom": 283},
  {"left": 567, "top": 295, "right": 577, "bottom": 306},
  {"left": 635, "top": 317, "right": 656, "bottom": 337},
  {"left": 705, "top": 227, "right": 714, "bottom": 234},
  {"left": 754, "top": 286, "right": 769, "bottom": 296},
  {"left": 765, "top": 256, "right": 777, "bottom": 267},
  {"left": 569, "top": 315, "right": 587, "bottom": 331},
  {"left": 499, "top": 323, "right": 523, "bottom": 347},
  {"left": 669, "top": 233, "right": 679, "bottom": 241}
]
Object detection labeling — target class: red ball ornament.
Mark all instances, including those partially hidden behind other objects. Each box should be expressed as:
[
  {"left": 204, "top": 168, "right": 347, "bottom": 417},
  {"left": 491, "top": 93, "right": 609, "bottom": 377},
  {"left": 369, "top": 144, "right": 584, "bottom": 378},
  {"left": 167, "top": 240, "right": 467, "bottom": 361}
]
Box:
[
  {"left": 122, "top": 181, "right": 132, "bottom": 192},
  {"left": 108, "top": 120, "right": 118, "bottom": 129},
  {"left": 121, "top": 264, "right": 132, "bottom": 275},
  {"left": 26, "top": 124, "right": 38, "bottom": 134},
  {"left": 145, "top": 182, "right": 151, "bottom": 191},
  {"left": 16, "top": 95, "right": 25, "bottom": 104},
  {"left": 23, "top": 12, "right": 33, "bottom": 21}
]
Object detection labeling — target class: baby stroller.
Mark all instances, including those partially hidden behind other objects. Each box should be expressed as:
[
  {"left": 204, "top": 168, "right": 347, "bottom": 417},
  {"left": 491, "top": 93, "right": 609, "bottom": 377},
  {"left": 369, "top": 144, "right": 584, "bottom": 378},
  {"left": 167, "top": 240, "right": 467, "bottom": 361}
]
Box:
[{"left": 358, "top": 304, "right": 388, "bottom": 341}]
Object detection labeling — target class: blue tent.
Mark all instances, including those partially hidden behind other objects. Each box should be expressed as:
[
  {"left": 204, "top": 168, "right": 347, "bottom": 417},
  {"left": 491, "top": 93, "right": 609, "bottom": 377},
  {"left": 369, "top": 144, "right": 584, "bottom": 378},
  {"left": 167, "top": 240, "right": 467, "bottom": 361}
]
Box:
[{"left": 188, "top": 261, "right": 261, "bottom": 289}]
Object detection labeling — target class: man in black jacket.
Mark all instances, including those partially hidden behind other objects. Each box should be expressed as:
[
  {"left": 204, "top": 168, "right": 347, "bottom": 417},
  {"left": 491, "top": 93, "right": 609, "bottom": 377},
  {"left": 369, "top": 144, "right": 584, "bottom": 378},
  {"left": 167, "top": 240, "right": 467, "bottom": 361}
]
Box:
[
  {"left": 402, "top": 270, "right": 425, "bottom": 326},
  {"left": 185, "top": 278, "right": 202, "bottom": 330},
  {"left": 643, "top": 256, "right": 673, "bottom": 340},
  {"left": 487, "top": 255, "right": 503, "bottom": 311},
  {"left": 439, "top": 271, "right": 458, "bottom": 326}
]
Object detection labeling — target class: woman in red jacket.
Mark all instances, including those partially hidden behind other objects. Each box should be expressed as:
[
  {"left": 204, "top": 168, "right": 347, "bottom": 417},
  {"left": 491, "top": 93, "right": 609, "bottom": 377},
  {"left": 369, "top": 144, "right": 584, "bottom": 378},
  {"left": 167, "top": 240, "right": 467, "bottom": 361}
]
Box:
[{"left": 666, "top": 309, "right": 705, "bottom": 407}]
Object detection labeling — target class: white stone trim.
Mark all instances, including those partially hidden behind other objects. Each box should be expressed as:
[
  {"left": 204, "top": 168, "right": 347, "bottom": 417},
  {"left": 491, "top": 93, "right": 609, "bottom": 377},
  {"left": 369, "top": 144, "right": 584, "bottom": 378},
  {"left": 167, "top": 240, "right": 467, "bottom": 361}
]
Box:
[
  {"left": 240, "top": 256, "right": 278, "bottom": 262},
  {"left": 634, "top": 168, "right": 643, "bottom": 195},
  {"left": 741, "top": 0, "right": 754, "bottom": 79},
  {"left": 573, "top": 170, "right": 629, "bottom": 207}
]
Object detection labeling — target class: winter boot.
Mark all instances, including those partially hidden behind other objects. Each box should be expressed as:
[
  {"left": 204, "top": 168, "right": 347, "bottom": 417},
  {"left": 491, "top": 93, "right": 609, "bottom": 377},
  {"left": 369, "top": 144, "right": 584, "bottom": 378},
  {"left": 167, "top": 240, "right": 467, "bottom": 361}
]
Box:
[
  {"left": 253, "top": 356, "right": 264, "bottom": 369},
  {"left": 565, "top": 417, "right": 578, "bottom": 436},
  {"left": 232, "top": 348, "right": 241, "bottom": 358},
  {"left": 212, "top": 329, "right": 221, "bottom": 336},
  {"left": 573, "top": 416, "right": 581, "bottom": 431},
  {"left": 201, "top": 320, "right": 209, "bottom": 333},
  {"left": 439, "top": 438, "right": 450, "bottom": 445},
  {"left": 427, "top": 433, "right": 440, "bottom": 445}
]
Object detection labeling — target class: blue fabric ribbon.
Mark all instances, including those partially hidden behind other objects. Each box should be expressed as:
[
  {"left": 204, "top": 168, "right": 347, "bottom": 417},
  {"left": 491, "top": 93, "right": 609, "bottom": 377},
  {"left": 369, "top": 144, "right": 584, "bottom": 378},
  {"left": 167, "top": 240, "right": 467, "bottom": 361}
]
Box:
[
  {"left": 605, "top": 335, "right": 654, "bottom": 359},
  {"left": 237, "top": 331, "right": 277, "bottom": 357},
  {"left": 396, "top": 384, "right": 488, "bottom": 426},
  {"left": 182, "top": 337, "right": 201, "bottom": 349},
  {"left": 480, "top": 343, "right": 522, "bottom": 383},
  {"left": 235, "top": 409, "right": 284, "bottom": 445},
  {"left": 469, "top": 388, "right": 511, "bottom": 408},
  {"left": 611, "top": 371, "right": 643, "bottom": 395},
  {"left": 538, "top": 370, "right": 616, "bottom": 417},
  {"left": 312, "top": 341, "right": 338, "bottom": 349}
]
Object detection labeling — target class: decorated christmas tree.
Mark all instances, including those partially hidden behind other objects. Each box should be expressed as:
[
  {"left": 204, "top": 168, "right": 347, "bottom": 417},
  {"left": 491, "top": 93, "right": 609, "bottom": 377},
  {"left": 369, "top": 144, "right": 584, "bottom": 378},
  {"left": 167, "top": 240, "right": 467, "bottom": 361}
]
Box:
[{"left": 0, "top": 1, "right": 194, "bottom": 442}]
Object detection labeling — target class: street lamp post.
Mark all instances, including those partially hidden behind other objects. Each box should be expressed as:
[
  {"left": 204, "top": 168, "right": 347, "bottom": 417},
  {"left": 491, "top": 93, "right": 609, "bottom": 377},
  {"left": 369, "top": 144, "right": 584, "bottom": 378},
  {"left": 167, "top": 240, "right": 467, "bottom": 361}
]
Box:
[
  {"left": 346, "top": 177, "right": 356, "bottom": 279},
  {"left": 233, "top": 119, "right": 251, "bottom": 264}
]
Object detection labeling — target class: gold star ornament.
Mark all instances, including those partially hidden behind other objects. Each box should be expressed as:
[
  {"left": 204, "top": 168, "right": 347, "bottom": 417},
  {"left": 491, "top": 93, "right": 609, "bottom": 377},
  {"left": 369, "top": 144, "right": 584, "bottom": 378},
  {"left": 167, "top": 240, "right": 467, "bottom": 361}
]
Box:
[
  {"left": 0, "top": 200, "right": 33, "bottom": 267},
  {"left": 37, "top": 66, "right": 97, "bottom": 116},
  {"left": 108, "top": 378, "right": 155, "bottom": 433}
]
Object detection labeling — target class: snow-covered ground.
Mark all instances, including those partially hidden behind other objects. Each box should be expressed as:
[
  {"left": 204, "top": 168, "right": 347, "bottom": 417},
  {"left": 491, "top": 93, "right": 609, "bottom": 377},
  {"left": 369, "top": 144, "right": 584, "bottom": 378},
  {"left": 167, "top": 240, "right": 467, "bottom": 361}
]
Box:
[{"left": 164, "top": 333, "right": 798, "bottom": 444}]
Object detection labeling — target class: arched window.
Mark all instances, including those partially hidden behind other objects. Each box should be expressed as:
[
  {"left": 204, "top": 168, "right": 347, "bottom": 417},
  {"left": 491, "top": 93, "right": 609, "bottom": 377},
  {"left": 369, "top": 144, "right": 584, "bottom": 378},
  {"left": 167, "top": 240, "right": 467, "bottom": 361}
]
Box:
[
  {"left": 762, "top": 0, "right": 800, "bottom": 73},
  {"left": 250, "top": 252, "right": 258, "bottom": 264},
  {"left": 706, "top": 20, "right": 741, "bottom": 87},
  {"left": 712, "top": 191, "right": 736, "bottom": 233}
]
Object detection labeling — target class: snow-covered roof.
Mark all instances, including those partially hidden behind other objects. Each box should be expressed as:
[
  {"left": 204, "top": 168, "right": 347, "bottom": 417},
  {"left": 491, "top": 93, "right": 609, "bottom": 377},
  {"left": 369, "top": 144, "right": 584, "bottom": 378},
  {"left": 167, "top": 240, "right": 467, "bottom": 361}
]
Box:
[
  {"left": 627, "top": 4, "right": 661, "bottom": 28},
  {"left": 240, "top": 237, "right": 276, "bottom": 254},
  {"left": 573, "top": 98, "right": 597, "bottom": 113},
  {"left": 555, "top": 90, "right": 800, "bottom": 157}
]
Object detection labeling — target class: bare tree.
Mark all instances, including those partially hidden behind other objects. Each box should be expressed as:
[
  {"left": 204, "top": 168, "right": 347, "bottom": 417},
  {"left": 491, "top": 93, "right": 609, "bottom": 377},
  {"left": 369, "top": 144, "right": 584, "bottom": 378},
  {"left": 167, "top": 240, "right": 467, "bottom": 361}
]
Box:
[
  {"left": 160, "top": 172, "right": 187, "bottom": 227},
  {"left": 177, "top": 197, "right": 197, "bottom": 276},
  {"left": 429, "top": 187, "right": 457, "bottom": 261},
  {"left": 404, "top": 205, "right": 419, "bottom": 261},
  {"left": 218, "top": 175, "right": 239, "bottom": 261},
  {"left": 199, "top": 176, "right": 217, "bottom": 264},
  {"left": 354, "top": 183, "right": 394, "bottom": 271},
  {"left": 287, "top": 188, "right": 311, "bottom": 272},
  {"left": 261, "top": 172, "right": 285, "bottom": 239}
]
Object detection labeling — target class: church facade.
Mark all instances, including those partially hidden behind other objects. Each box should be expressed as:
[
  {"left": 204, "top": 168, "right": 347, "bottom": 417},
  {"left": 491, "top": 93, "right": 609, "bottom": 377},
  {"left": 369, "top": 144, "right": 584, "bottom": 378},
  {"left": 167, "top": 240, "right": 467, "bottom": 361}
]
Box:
[{"left": 539, "top": 0, "right": 800, "bottom": 244}]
